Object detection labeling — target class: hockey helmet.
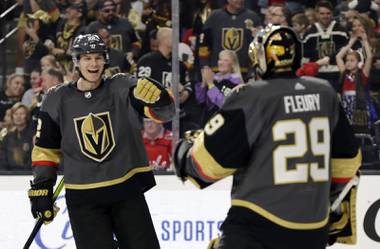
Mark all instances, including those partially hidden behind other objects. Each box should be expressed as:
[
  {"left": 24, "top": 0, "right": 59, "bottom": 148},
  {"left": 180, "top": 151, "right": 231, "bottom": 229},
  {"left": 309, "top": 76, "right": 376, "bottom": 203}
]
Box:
[
  {"left": 72, "top": 34, "right": 110, "bottom": 66},
  {"left": 248, "top": 25, "right": 301, "bottom": 78}
]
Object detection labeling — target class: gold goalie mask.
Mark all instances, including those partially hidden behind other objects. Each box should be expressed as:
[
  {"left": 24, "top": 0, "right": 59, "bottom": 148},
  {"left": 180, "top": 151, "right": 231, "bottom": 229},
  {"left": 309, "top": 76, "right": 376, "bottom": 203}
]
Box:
[{"left": 248, "top": 25, "right": 301, "bottom": 78}]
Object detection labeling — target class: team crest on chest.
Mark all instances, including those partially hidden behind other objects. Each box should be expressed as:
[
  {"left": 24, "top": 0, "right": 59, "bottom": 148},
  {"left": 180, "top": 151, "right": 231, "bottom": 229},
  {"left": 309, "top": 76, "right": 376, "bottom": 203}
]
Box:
[
  {"left": 74, "top": 112, "right": 115, "bottom": 162},
  {"left": 222, "top": 28, "right": 243, "bottom": 51}
]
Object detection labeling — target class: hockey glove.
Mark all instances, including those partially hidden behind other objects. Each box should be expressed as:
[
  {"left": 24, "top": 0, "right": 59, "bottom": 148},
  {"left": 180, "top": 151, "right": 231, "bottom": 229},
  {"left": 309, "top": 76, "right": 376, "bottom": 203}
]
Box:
[
  {"left": 133, "top": 78, "right": 163, "bottom": 104},
  {"left": 173, "top": 130, "right": 202, "bottom": 181},
  {"left": 28, "top": 181, "right": 54, "bottom": 223}
]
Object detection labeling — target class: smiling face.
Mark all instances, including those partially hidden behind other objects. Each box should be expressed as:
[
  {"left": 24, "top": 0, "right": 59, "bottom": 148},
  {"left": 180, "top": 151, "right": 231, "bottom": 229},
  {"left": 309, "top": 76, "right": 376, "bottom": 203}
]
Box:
[
  {"left": 316, "top": 6, "right": 333, "bottom": 28},
  {"left": 78, "top": 53, "right": 106, "bottom": 83},
  {"left": 30, "top": 71, "right": 41, "bottom": 88},
  {"left": 6, "top": 76, "right": 25, "bottom": 97},
  {"left": 217, "top": 51, "right": 234, "bottom": 74}
]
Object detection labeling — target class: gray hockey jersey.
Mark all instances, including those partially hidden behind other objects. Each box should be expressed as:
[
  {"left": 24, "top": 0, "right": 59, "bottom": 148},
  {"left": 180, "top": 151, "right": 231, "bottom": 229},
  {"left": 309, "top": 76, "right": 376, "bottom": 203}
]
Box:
[
  {"left": 182, "top": 74, "right": 361, "bottom": 229},
  {"left": 31, "top": 73, "right": 174, "bottom": 192}
]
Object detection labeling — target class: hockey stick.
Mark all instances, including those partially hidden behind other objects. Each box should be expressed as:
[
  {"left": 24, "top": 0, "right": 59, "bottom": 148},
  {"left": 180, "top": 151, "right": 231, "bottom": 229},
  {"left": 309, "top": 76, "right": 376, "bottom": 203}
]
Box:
[{"left": 23, "top": 177, "right": 65, "bottom": 249}]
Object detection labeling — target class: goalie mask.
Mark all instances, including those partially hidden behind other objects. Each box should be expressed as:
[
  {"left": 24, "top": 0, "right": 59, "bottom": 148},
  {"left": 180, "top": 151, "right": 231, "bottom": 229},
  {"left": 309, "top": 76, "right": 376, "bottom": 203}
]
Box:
[
  {"left": 248, "top": 25, "right": 301, "bottom": 78},
  {"left": 72, "top": 34, "right": 110, "bottom": 67}
]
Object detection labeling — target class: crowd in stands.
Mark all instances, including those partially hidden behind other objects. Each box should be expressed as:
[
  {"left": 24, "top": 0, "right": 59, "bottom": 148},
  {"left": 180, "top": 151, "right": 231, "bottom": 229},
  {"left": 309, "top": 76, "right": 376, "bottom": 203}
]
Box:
[{"left": 1, "top": 0, "right": 380, "bottom": 172}]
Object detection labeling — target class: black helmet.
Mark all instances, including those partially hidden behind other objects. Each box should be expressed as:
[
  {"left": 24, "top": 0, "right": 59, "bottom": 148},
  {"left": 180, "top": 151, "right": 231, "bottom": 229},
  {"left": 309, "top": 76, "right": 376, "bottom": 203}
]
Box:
[
  {"left": 72, "top": 34, "right": 110, "bottom": 65},
  {"left": 248, "top": 25, "right": 301, "bottom": 78}
]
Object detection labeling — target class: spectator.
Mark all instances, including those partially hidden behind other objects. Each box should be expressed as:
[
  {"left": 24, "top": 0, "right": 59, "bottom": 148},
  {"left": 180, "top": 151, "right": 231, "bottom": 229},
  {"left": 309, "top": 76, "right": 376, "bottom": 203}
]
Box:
[
  {"left": 0, "top": 109, "right": 13, "bottom": 141},
  {"left": 0, "top": 73, "right": 25, "bottom": 121},
  {"left": 21, "top": 68, "right": 42, "bottom": 106},
  {"left": 22, "top": 10, "right": 56, "bottom": 74},
  {"left": 304, "top": 7, "right": 317, "bottom": 24},
  {"left": 266, "top": 3, "right": 290, "bottom": 26},
  {"left": 97, "top": 28, "right": 132, "bottom": 76},
  {"left": 48, "top": 2, "right": 86, "bottom": 74},
  {"left": 349, "top": 14, "right": 376, "bottom": 55},
  {"left": 143, "top": 119, "right": 173, "bottom": 171},
  {"left": 15, "top": 0, "right": 60, "bottom": 74},
  {"left": 87, "top": 0, "right": 141, "bottom": 59},
  {"left": 303, "top": 0, "right": 349, "bottom": 90},
  {"left": 139, "top": 0, "right": 172, "bottom": 56},
  {"left": 198, "top": 0, "right": 262, "bottom": 80},
  {"left": 291, "top": 12, "right": 310, "bottom": 40},
  {"left": 29, "top": 68, "right": 64, "bottom": 128},
  {"left": 336, "top": 32, "right": 376, "bottom": 133},
  {"left": 137, "top": 27, "right": 200, "bottom": 134},
  {"left": 195, "top": 49, "right": 243, "bottom": 126},
  {"left": 0, "top": 103, "right": 34, "bottom": 171},
  {"left": 137, "top": 27, "right": 190, "bottom": 102},
  {"left": 40, "top": 67, "right": 64, "bottom": 93},
  {"left": 182, "top": 0, "right": 219, "bottom": 82},
  {"left": 40, "top": 54, "right": 63, "bottom": 72}
]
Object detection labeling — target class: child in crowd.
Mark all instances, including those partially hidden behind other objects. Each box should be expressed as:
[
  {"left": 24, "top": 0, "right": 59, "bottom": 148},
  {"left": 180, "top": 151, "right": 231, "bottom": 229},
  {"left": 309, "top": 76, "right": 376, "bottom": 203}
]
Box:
[
  {"left": 143, "top": 119, "right": 173, "bottom": 171},
  {"left": 336, "top": 32, "right": 376, "bottom": 133},
  {"left": 195, "top": 49, "right": 243, "bottom": 125}
]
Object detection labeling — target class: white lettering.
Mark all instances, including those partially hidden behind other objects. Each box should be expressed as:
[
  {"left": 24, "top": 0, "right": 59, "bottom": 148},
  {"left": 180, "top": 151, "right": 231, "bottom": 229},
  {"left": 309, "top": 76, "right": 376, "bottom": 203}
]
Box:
[{"left": 283, "top": 94, "right": 320, "bottom": 114}]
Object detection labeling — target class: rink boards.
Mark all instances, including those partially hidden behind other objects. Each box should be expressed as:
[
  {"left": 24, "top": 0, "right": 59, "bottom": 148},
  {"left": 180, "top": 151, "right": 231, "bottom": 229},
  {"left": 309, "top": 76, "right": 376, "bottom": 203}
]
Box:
[{"left": 0, "top": 175, "right": 379, "bottom": 249}]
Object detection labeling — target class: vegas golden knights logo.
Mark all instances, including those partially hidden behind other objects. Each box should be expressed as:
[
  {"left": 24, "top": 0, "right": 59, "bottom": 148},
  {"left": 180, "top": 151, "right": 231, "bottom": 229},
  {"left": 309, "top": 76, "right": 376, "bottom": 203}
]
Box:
[
  {"left": 318, "top": 41, "right": 335, "bottom": 59},
  {"left": 110, "top": 34, "right": 123, "bottom": 50},
  {"left": 74, "top": 112, "right": 115, "bottom": 162},
  {"left": 222, "top": 28, "right": 243, "bottom": 51}
]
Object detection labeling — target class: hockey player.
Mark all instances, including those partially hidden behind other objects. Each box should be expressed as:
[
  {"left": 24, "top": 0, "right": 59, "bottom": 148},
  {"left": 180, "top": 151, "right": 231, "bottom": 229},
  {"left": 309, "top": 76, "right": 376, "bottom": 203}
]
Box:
[
  {"left": 27, "top": 33, "right": 174, "bottom": 249},
  {"left": 174, "top": 25, "right": 361, "bottom": 249}
]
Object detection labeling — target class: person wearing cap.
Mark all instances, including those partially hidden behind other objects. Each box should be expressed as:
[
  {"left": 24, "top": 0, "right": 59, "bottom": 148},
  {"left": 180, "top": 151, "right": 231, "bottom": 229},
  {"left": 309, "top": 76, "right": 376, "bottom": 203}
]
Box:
[
  {"left": 46, "top": 2, "right": 86, "bottom": 74},
  {"left": 86, "top": 0, "right": 141, "bottom": 60},
  {"left": 27, "top": 33, "right": 174, "bottom": 249}
]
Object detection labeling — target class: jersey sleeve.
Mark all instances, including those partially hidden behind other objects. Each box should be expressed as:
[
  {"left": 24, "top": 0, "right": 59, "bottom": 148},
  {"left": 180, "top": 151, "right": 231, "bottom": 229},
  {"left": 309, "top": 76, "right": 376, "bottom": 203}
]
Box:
[
  {"left": 182, "top": 91, "right": 252, "bottom": 188},
  {"left": 32, "top": 90, "right": 62, "bottom": 184}
]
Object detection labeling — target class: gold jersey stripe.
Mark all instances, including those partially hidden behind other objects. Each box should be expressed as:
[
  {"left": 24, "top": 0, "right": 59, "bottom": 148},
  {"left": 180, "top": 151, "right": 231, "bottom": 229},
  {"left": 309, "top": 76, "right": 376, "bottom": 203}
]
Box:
[
  {"left": 32, "top": 145, "right": 61, "bottom": 164},
  {"left": 192, "top": 132, "right": 236, "bottom": 180},
  {"left": 332, "top": 149, "right": 361, "bottom": 179},
  {"left": 65, "top": 166, "right": 152, "bottom": 189},
  {"left": 232, "top": 199, "right": 329, "bottom": 230}
]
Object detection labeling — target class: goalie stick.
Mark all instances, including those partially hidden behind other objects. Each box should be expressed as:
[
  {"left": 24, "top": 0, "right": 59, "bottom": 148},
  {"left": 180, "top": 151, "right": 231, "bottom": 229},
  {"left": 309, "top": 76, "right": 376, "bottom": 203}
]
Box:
[
  {"left": 331, "top": 175, "right": 360, "bottom": 212},
  {"left": 23, "top": 177, "right": 65, "bottom": 249}
]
